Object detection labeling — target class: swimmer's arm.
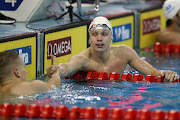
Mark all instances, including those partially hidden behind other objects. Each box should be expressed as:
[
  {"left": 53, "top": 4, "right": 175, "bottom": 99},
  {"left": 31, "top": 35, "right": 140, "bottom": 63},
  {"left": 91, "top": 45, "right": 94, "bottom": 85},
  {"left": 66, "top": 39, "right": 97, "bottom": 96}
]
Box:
[
  {"left": 58, "top": 55, "right": 84, "bottom": 79},
  {"left": 31, "top": 80, "right": 49, "bottom": 92},
  {"left": 24, "top": 76, "right": 61, "bottom": 95},
  {"left": 127, "top": 47, "right": 178, "bottom": 82},
  {"left": 47, "top": 71, "right": 61, "bottom": 89},
  {"left": 25, "top": 75, "right": 61, "bottom": 94},
  {"left": 130, "top": 57, "right": 160, "bottom": 76},
  {"left": 47, "top": 55, "right": 84, "bottom": 79},
  {"left": 126, "top": 46, "right": 160, "bottom": 77},
  {"left": 46, "top": 55, "right": 61, "bottom": 88}
]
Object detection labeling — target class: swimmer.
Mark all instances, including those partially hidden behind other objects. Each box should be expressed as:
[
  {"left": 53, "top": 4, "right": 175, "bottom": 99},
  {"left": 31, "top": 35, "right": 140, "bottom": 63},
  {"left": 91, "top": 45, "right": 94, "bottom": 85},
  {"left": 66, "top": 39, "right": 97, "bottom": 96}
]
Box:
[
  {"left": 156, "top": 0, "right": 180, "bottom": 44},
  {"left": 47, "top": 16, "right": 178, "bottom": 82},
  {"left": 0, "top": 51, "right": 61, "bottom": 95}
]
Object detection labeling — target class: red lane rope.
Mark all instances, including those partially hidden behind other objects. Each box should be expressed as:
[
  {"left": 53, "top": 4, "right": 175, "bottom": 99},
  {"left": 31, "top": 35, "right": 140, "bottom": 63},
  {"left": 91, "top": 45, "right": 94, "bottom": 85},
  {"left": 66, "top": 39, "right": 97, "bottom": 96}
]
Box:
[
  {"left": 154, "top": 42, "right": 180, "bottom": 53},
  {"left": 64, "top": 71, "right": 180, "bottom": 83},
  {"left": 0, "top": 103, "right": 180, "bottom": 119}
]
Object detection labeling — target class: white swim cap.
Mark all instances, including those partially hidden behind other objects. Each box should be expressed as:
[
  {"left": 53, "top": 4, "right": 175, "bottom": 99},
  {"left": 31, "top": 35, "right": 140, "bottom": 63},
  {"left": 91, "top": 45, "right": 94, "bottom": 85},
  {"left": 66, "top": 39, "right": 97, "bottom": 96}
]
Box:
[
  {"left": 163, "top": 0, "right": 180, "bottom": 19},
  {"left": 89, "top": 16, "right": 113, "bottom": 34}
]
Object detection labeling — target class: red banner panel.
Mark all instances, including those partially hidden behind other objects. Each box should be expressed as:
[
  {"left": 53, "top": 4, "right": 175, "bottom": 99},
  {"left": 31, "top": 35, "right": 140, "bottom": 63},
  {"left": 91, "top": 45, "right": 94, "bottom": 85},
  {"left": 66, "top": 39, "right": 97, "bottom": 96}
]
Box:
[
  {"left": 47, "top": 37, "right": 71, "bottom": 59},
  {"left": 143, "top": 16, "right": 161, "bottom": 34}
]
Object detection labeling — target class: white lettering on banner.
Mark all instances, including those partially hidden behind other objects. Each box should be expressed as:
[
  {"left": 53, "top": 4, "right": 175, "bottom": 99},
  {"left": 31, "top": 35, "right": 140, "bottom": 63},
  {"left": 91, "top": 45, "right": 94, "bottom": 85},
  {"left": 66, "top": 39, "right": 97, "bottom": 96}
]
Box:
[
  {"left": 19, "top": 49, "right": 29, "bottom": 64},
  {"left": 115, "top": 27, "right": 121, "bottom": 41},
  {"left": 114, "top": 25, "right": 130, "bottom": 41},
  {"left": 143, "top": 16, "right": 161, "bottom": 34},
  {"left": 122, "top": 26, "right": 130, "bottom": 40},
  {"left": 5, "top": 0, "right": 17, "bottom": 7},
  {"left": 47, "top": 44, "right": 52, "bottom": 57},
  {"left": 53, "top": 43, "right": 58, "bottom": 55},
  {"left": 61, "top": 42, "right": 64, "bottom": 54},
  {"left": 47, "top": 37, "right": 71, "bottom": 59}
]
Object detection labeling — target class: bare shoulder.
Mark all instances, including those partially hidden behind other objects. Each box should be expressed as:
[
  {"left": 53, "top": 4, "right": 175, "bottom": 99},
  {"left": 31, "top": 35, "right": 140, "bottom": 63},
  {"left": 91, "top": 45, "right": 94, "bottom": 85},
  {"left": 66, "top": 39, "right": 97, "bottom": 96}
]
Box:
[
  {"left": 111, "top": 44, "right": 133, "bottom": 49},
  {"left": 11, "top": 80, "right": 49, "bottom": 95},
  {"left": 156, "top": 28, "right": 180, "bottom": 44},
  {"left": 157, "top": 29, "right": 171, "bottom": 43},
  {"left": 69, "top": 48, "right": 90, "bottom": 62},
  {"left": 28, "top": 80, "right": 48, "bottom": 87},
  {"left": 110, "top": 45, "right": 138, "bottom": 62},
  {"left": 111, "top": 45, "right": 135, "bottom": 54},
  {"left": 27, "top": 80, "right": 49, "bottom": 91}
]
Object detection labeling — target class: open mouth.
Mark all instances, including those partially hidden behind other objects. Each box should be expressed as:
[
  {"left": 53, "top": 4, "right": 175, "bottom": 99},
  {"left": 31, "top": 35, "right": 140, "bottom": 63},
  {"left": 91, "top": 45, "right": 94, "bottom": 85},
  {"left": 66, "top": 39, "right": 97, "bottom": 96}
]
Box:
[{"left": 96, "top": 44, "right": 104, "bottom": 48}]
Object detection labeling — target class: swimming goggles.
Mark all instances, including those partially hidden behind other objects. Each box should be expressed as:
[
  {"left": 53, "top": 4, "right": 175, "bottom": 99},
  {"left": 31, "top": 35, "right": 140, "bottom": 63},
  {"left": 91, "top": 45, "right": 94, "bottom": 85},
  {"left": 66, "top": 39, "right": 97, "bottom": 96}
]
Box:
[{"left": 89, "top": 24, "right": 111, "bottom": 30}]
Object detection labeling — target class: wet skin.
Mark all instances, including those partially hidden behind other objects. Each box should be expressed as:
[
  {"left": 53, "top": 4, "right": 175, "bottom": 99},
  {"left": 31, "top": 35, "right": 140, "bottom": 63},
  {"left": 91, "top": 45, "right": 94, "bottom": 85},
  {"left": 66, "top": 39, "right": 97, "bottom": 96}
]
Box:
[{"left": 47, "top": 29, "right": 178, "bottom": 82}]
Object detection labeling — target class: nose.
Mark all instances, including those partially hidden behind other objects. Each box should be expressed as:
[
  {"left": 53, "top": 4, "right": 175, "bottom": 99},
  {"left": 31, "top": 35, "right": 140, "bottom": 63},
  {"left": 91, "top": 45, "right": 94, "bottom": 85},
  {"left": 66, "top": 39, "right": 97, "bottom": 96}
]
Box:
[{"left": 97, "top": 34, "right": 102, "bottom": 42}]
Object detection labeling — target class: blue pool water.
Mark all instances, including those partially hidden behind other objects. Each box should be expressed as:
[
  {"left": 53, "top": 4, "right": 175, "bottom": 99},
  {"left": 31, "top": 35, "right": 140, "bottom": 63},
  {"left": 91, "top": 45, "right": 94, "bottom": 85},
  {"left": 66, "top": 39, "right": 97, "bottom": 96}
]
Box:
[
  {"left": 0, "top": 50, "right": 180, "bottom": 113},
  {"left": 33, "top": 79, "right": 180, "bottom": 112}
]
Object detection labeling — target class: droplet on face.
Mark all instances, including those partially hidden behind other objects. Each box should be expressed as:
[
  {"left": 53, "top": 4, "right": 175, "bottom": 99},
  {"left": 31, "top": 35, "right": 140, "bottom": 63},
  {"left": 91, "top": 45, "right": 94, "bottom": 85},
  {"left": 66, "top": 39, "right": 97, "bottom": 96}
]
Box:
[{"left": 110, "top": 50, "right": 113, "bottom": 53}]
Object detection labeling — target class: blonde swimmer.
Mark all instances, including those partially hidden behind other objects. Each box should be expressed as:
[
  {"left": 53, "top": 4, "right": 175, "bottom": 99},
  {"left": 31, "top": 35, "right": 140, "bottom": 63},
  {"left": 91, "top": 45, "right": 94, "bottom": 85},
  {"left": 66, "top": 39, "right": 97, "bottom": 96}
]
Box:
[{"left": 0, "top": 51, "right": 61, "bottom": 95}]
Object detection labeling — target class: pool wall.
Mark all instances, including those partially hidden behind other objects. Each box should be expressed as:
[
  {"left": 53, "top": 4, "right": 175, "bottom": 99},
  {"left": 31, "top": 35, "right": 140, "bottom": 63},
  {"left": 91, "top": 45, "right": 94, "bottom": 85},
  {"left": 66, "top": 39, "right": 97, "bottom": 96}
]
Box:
[{"left": 0, "top": 32, "right": 38, "bottom": 80}]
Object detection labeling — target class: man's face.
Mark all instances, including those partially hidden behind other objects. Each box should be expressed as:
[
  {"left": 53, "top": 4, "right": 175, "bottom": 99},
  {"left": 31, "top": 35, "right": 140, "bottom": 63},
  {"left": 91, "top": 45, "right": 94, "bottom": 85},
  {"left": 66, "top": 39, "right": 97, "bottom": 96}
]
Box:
[
  {"left": 17, "top": 56, "right": 28, "bottom": 81},
  {"left": 89, "top": 29, "right": 113, "bottom": 52}
]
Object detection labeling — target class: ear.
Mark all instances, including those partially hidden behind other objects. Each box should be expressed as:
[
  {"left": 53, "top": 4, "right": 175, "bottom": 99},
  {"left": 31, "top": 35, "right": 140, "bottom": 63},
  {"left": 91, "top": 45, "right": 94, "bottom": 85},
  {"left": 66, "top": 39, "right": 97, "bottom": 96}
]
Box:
[
  {"left": 171, "top": 16, "right": 177, "bottom": 21},
  {"left": 89, "top": 39, "right": 91, "bottom": 44},
  {"left": 14, "top": 69, "right": 20, "bottom": 78},
  {"left": 111, "top": 35, "right": 113, "bottom": 40}
]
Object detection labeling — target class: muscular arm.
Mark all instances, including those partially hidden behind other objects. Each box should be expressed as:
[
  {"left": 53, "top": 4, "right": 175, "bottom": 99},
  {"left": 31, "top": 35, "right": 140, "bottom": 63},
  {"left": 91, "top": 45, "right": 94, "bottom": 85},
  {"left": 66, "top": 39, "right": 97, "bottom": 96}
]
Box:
[
  {"left": 58, "top": 55, "right": 86, "bottom": 79},
  {"left": 124, "top": 46, "right": 177, "bottom": 81},
  {"left": 46, "top": 56, "right": 61, "bottom": 88},
  {"left": 47, "top": 71, "right": 61, "bottom": 89},
  {"left": 124, "top": 46, "right": 160, "bottom": 76},
  {"left": 129, "top": 56, "right": 160, "bottom": 76}
]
